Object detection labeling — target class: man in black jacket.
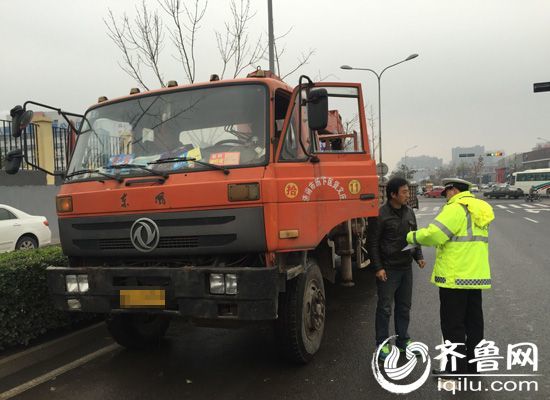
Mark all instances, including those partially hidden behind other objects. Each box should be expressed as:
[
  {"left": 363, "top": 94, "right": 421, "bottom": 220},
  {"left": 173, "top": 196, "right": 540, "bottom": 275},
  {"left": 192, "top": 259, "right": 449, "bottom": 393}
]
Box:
[{"left": 368, "top": 177, "right": 425, "bottom": 360}]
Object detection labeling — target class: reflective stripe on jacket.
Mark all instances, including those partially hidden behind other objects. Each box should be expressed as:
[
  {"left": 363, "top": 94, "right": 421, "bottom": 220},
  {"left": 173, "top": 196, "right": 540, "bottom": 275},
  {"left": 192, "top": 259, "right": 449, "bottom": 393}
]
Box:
[{"left": 406, "top": 191, "right": 495, "bottom": 289}]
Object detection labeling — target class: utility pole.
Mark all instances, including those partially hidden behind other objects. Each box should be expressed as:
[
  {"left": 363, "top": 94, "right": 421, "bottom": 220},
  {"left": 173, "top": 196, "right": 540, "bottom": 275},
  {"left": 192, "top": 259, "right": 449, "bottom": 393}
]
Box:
[{"left": 267, "top": 0, "right": 275, "bottom": 73}]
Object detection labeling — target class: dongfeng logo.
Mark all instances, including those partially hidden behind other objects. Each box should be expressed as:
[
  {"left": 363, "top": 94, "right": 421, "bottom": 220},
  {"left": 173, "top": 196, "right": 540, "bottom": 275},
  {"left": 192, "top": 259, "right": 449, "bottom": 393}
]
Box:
[
  {"left": 130, "top": 218, "right": 160, "bottom": 252},
  {"left": 371, "top": 336, "right": 431, "bottom": 394}
]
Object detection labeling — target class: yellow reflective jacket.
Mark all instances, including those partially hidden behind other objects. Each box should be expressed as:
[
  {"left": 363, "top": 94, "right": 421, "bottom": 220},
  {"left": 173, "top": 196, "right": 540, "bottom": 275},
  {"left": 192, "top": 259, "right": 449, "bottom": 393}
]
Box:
[{"left": 406, "top": 191, "right": 495, "bottom": 289}]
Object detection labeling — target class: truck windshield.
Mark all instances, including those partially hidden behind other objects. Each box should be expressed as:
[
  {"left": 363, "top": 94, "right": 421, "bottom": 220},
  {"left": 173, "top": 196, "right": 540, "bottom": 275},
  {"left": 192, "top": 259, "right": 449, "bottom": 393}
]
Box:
[{"left": 66, "top": 84, "right": 267, "bottom": 181}]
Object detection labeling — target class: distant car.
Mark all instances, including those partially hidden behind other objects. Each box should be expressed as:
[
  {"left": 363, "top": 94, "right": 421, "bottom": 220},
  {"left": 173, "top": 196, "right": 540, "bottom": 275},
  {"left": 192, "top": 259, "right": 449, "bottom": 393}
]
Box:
[
  {"left": 470, "top": 185, "right": 480, "bottom": 193},
  {"left": 482, "top": 186, "right": 523, "bottom": 199},
  {"left": 424, "top": 187, "right": 445, "bottom": 198},
  {"left": 0, "top": 204, "right": 51, "bottom": 253}
]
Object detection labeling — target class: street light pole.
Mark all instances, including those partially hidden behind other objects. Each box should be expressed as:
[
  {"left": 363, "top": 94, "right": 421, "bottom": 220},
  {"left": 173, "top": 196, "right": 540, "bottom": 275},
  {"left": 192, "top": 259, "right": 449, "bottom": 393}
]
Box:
[
  {"left": 267, "top": 0, "right": 275, "bottom": 73},
  {"left": 341, "top": 54, "right": 418, "bottom": 171}
]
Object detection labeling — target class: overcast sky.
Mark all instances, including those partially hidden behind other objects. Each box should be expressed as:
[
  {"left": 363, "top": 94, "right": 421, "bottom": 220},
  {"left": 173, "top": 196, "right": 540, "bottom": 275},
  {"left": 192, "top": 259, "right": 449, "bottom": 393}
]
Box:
[{"left": 1, "top": 0, "right": 550, "bottom": 171}]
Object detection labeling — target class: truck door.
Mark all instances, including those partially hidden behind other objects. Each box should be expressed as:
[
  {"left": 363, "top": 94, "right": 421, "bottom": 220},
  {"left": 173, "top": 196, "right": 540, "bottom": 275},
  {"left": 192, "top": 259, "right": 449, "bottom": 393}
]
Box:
[{"left": 271, "top": 83, "right": 377, "bottom": 251}]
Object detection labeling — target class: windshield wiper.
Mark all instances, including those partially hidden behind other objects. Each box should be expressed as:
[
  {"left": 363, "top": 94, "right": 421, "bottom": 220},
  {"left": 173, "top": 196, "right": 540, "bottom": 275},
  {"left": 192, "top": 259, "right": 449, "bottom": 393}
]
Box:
[
  {"left": 65, "top": 169, "right": 123, "bottom": 183},
  {"left": 107, "top": 163, "right": 169, "bottom": 179},
  {"left": 148, "top": 157, "right": 230, "bottom": 175}
]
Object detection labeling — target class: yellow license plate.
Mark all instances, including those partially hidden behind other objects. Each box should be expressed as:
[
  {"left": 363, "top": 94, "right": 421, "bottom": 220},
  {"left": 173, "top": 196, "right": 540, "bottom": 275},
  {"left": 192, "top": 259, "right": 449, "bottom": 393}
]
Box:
[{"left": 120, "top": 289, "right": 165, "bottom": 308}]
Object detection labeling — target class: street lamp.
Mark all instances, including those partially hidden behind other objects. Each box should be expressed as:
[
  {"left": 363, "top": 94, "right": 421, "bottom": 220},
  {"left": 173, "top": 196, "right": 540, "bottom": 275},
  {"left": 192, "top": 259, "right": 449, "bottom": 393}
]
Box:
[{"left": 341, "top": 54, "right": 419, "bottom": 171}]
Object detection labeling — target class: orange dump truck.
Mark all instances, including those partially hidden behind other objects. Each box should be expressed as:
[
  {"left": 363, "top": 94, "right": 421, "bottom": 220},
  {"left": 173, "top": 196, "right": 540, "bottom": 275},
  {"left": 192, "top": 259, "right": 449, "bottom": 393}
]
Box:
[{"left": 6, "top": 71, "right": 380, "bottom": 363}]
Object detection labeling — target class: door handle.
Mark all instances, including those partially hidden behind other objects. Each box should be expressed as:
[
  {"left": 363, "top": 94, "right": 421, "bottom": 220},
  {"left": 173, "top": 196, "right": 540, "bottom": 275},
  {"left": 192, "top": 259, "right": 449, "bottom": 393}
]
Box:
[
  {"left": 13, "top": 223, "right": 21, "bottom": 227},
  {"left": 360, "top": 193, "right": 376, "bottom": 201}
]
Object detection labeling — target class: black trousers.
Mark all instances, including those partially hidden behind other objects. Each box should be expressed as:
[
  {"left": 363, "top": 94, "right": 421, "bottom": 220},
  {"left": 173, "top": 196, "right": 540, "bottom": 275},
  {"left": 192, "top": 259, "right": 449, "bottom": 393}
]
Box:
[{"left": 439, "top": 288, "right": 484, "bottom": 374}]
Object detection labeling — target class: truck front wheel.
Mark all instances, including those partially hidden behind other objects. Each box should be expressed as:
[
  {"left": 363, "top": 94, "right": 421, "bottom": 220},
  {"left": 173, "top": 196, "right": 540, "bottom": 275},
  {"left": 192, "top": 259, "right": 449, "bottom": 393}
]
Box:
[
  {"left": 276, "top": 259, "right": 325, "bottom": 364},
  {"left": 106, "top": 314, "right": 171, "bottom": 349}
]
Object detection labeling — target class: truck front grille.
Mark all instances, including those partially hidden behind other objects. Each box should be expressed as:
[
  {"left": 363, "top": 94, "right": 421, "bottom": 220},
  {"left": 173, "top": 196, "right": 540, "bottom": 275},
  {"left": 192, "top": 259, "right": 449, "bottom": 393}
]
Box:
[
  {"left": 98, "top": 236, "right": 199, "bottom": 250},
  {"left": 77, "top": 234, "right": 236, "bottom": 251}
]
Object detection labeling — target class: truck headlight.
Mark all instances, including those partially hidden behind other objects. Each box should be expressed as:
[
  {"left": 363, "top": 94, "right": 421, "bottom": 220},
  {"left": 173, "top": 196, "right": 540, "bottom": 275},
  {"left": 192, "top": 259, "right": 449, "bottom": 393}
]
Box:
[
  {"left": 209, "top": 274, "right": 225, "bottom": 294},
  {"left": 77, "top": 275, "right": 89, "bottom": 293},
  {"left": 225, "top": 274, "right": 238, "bottom": 295},
  {"left": 66, "top": 275, "right": 78, "bottom": 293},
  {"left": 228, "top": 183, "right": 260, "bottom": 201},
  {"left": 67, "top": 299, "right": 82, "bottom": 310}
]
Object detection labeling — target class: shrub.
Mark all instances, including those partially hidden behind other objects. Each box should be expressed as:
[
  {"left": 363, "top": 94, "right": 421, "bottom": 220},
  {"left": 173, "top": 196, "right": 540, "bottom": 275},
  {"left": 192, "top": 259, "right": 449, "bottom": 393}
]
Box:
[{"left": 0, "top": 246, "right": 94, "bottom": 350}]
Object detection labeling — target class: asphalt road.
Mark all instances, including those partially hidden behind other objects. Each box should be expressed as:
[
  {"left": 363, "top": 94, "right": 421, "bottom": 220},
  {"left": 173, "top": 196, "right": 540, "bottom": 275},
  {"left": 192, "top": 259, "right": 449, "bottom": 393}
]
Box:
[{"left": 2, "top": 197, "right": 549, "bottom": 400}]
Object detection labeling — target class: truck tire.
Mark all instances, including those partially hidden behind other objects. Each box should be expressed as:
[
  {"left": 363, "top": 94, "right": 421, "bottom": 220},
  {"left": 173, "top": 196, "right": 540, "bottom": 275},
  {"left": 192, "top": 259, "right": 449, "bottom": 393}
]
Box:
[
  {"left": 106, "top": 314, "right": 171, "bottom": 349},
  {"left": 276, "top": 259, "right": 325, "bottom": 364}
]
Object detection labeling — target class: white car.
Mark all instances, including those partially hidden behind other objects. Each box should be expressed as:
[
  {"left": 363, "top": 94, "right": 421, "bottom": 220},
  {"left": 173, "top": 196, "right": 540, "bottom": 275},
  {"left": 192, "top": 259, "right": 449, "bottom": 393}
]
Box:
[{"left": 0, "top": 204, "right": 52, "bottom": 252}]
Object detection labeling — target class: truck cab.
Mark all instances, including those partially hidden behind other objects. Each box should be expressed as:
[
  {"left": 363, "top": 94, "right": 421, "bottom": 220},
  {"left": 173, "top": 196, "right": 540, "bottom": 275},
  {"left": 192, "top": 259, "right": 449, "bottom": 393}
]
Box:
[{"left": 6, "top": 72, "right": 379, "bottom": 363}]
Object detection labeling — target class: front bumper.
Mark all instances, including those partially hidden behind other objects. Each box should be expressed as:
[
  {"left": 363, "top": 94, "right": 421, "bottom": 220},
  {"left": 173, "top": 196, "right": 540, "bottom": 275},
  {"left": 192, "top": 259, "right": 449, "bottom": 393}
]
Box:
[{"left": 47, "top": 265, "right": 281, "bottom": 321}]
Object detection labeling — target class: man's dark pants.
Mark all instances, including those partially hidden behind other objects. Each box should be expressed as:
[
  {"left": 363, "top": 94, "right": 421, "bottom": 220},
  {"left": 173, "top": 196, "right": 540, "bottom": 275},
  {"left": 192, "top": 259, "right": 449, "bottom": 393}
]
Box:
[
  {"left": 375, "top": 267, "right": 412, "bottom": 349},
  {"left": 439, "top": 287, "right": 484, "bottom": 374}
]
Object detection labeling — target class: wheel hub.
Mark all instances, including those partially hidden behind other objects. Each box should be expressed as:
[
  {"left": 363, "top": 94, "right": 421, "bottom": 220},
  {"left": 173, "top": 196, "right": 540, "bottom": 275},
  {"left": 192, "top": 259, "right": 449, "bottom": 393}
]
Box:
[{"left": 304, "top": 280, "right": 325, "bottom": 335}]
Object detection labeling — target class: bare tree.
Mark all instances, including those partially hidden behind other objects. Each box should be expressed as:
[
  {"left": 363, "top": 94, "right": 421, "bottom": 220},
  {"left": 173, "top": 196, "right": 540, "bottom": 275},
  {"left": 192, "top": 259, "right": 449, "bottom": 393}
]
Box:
[
  {"left": 105, "top": 1, "right": 167, "bottom": 89},
  {"left": 366, "top": 104, "right": 377, "bottom": 159},
  {"left": 105, "top": 0, "right": 207, "bottom": 89},
  {"left": 105, "top": 0, "right": 314, "bottom": 88},
  {"left": 312, "top": 70, "right": 339, "bottom": 82},
  {"left": 215, "top": 0, "right": 265, "bottom": 79},
  {"left": 159, "top": 0, "right": 208, "bottom": 83},
  {"left": 471, "top": 155, "right": 484, "bottom": 184},
  {"left": 272, "top": 28, "right": 315, "bottom": 79}
]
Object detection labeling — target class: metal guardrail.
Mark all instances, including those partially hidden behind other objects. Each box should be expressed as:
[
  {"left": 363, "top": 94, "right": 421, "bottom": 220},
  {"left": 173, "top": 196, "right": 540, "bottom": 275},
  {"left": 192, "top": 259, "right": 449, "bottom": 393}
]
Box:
[
  {"left": 0, "top": 120, "right": 39, "bottom": 170},
  {"left": 52, "top": 126, "right": 69, "bottom": 172}
]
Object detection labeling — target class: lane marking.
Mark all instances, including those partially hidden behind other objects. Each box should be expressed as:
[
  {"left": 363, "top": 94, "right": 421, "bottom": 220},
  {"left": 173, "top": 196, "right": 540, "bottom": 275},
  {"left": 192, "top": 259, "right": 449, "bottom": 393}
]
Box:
[
  {"left": 0, "top": 322, "right": 105, "bottom": 368},
  {"left": 432, "top": 206, "right": 440, "bottom": 211},
  {"left": 510, "top": 204, "right": 522, "bottom": 209},
  {"left": 524, "top": 217, "right": 539, "bottom": 224},
  {"left": 420, "top": 207, "right": 428, "bottom": 212},
  {"left": 506, "top": 210, "right": 515, "bottom": 214},
  {"left": 496, "top": 205, "right": 508, "bottom": 209},
  {"left": 539, "top": 204, "right": 549, "bottom": 208},
  {"left": 526, "top": 209, "right": 550, "bottom": 214},
  {"left": 521, "top": 204, "right": 535, "bottom": 208},
  {"left": 0, "top": 343, "right": 120, "bottom": 400}
]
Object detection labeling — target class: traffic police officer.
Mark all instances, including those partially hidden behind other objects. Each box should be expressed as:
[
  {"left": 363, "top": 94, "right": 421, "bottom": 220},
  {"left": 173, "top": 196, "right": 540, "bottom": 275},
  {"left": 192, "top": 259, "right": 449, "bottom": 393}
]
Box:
[{"left": 406, "top": 178, "right": 495, "bottom": 374}]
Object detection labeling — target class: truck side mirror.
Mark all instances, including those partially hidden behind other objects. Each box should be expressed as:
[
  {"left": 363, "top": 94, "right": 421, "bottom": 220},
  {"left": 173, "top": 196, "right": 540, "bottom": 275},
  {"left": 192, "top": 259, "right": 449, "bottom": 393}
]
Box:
[
  {"left": 10, "top": 106, "right": 34, "bottom": 138},
  {"left": 4, "top": 149, "right": 23, "bottom": 175},
  {"left": 307, "top": 89, "right": 328, "bottom": 131}
]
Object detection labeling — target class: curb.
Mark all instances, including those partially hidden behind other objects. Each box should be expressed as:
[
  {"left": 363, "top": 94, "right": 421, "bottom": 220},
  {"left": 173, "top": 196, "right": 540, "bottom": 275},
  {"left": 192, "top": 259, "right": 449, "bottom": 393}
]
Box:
[{"left": 0, "top": 322, "right": 107, "bottom": 380}]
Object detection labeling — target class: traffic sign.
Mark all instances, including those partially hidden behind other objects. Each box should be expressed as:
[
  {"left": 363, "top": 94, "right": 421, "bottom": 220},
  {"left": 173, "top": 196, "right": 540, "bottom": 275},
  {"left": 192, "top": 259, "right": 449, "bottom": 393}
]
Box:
[{"left": 376, "top": 163, "right": 388, "bottom": 176}]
